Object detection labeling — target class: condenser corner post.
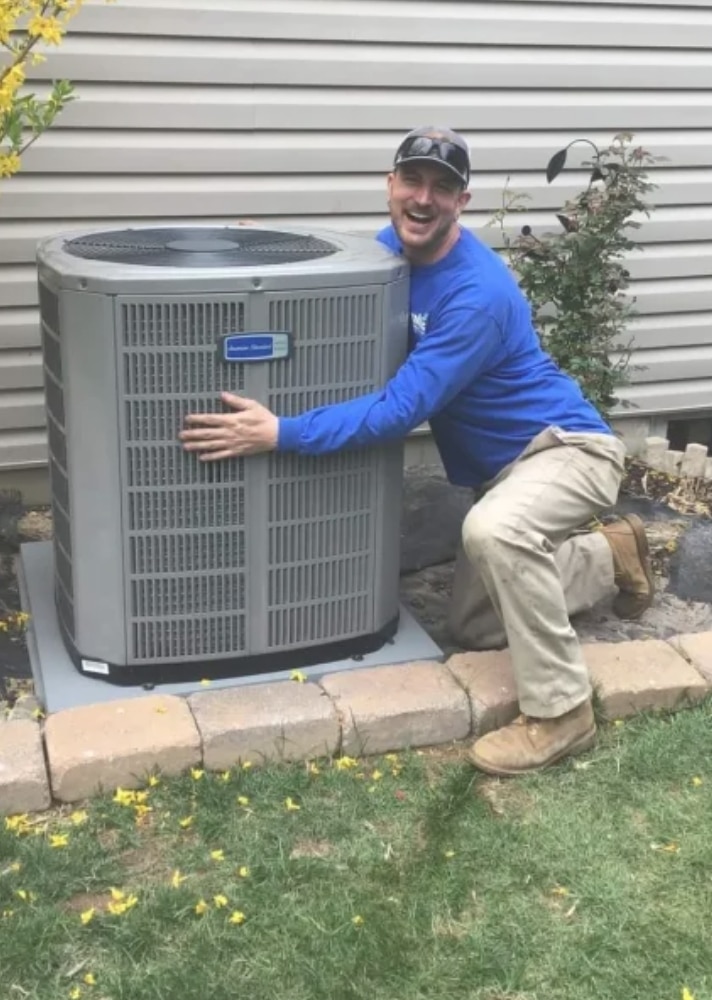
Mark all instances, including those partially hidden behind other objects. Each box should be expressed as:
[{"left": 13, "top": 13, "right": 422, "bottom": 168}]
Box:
[{"left": 36, "top": 226, "right": 409, "bottom": 686}]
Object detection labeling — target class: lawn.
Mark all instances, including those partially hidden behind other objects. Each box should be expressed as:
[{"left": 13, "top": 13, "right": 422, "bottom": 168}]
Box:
[{"left": 1, "top": 702, "right": 711, "bottom": 1000}]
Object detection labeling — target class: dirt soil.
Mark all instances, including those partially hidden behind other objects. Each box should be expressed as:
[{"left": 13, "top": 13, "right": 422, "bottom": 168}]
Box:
[{"left": 1, "top": 459, "right": 711, "bottom": 703}]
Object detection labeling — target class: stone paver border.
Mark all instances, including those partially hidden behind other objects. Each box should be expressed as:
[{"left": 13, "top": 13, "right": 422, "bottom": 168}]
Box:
[{"left": 1, "top": 631, "right": 711, "bottom": 814}]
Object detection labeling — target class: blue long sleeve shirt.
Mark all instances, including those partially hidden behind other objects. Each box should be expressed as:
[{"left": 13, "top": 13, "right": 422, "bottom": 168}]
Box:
[{"left": 277, "top": 225, "right": 611, "bottom": 489}]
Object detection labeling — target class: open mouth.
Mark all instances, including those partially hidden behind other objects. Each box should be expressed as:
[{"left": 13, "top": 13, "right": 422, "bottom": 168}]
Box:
[{"left": 404, "top": 210, "right": 433, "bottom": 225}]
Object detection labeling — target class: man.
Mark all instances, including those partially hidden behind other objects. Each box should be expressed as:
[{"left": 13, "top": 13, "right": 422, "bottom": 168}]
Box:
[{"left": 180, "top": 126, "right": 654, "bottom": 776}]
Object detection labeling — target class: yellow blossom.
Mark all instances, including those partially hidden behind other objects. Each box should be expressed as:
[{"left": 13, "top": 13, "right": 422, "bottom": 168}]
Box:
[
  {"left": 385, "top": 753, "right": 399, "bottom": 763},
  {"left": 83, "top": 973, "right": 96, "bottom": 986},
  {"left": 113, "top": 787, "right": 136, "bottom": 806},
  {"left": 2, "top": 909, "right": 14, "bottom": 919},
  {"left": 148, "top": 775, "right": 161, "bottom": 787},
  {"left": 50, "top": 833, "right": 69, "bottom": 848},
  {"left": 692, "top": 776, "right": 703, "bottom": 787},
  {"left": 284, "top": 797, "right": 301, "bottom": 811},
  {"left": 80, "top": 908, "right": 95, "bottom": 925},
  {"left": 228, "top": 910, "right": 246, "bottom": 925},
  {"left": 444, "top": 850, "right": 456, "bottom": 859},
  {"left": 238, "top": 866, "right": 250, "bottom": 878},
  {"left": 5, "top": 814, "right": 30, "bottom": 834},
  {"left": 170, "top": 870, "right": 187, "bottom": 888},
  {"left": 371, "top": 770, "right": 383, "bottom": 781},
  {"left": 242, "top": 761, "right": 253, "bottom": 770},
  {"left": 16, "top": 889, "right": 36, "bottom": 902},
  {"left": 213, "top": 894, "right": 228, "bottom": 908},
  {"left": 219, "top": 770, "right": 231, "bottom": 782},
  {"left": 352, "top": 915, "right": 364, "bottom": 927},
  {"left": 107, "top": 894, "right": 137, "bottom": 916},
  {"left": 109, "top": 888, "right": 125, "bottom": 901},
  {"left": 290, "top": 669, "right": 307, "bottom": 683},
  {"left": 308, "top": 762, "right": 320, "bottom": 776},
  {"left": 237, "top": 796, "right": 250, "bottom": 807},
  {"left": 28, "top": 15, "right": 64, "bottom": 45},
  {"left": 210, "top": 849, "right": 225, "bottom": 862},
  {"left": 179, "top": 816, "right": 194, "bottom": 829},
  {"left": 191, "top": 768, "right": 205, "bottom": 781},
  {"left": 195, "top": 899, "right": 209, "bottom": 916},
  {"left": 69, "top": 988, "right": 82, "bottom": 1000},
  {"left": 70, "top": 811, "right": 88, "bottom": 826},
  {"left": 334, "top": 756, "right": 359, "bottom": 771},
  {"left": 551, "top": 886, "right": 570, "bottom": 897},
  {"left": 682, "top": 990, "right": 695, "bottom": 1000},
  {"left": 32, "top": 707, "right": 45, "bottom": 720}
]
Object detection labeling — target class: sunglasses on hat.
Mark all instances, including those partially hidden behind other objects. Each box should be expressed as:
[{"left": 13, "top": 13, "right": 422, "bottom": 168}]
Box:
[{"left": 394, "top": 135, "right": 470, "bottom": 186}]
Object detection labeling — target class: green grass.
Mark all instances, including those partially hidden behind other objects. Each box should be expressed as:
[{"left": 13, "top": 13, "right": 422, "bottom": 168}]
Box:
[{"left": 2, "top": 703, "right": 712, "bottom": 1000}]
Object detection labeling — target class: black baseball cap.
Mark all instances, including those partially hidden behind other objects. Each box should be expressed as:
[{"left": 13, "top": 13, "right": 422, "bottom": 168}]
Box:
[{"left": 393, "top": 126, "right": 471, "bottom": 187}]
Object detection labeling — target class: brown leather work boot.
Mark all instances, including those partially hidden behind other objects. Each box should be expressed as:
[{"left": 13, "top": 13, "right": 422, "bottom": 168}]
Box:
[
  {"left": 600, "top": 514, "right": 655, "bottom": 619},
  {"left": 468, "top": 700, "right": 596, "bottom": 777}
]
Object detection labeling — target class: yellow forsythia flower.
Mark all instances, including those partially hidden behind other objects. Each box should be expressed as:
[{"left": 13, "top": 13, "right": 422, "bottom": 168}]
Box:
[
  {"left": 692, "top": 776, "right": 703, "bottom": 787},
  {"left": 0, "top": 151, "right": 21, "bottom": 178},
  {"left": 69, "top": 987, "right": 82, "bottom": 1000},
  {"left": 191, "top": 768, "right": 205, "bottom": 781},
  {"left": 352, "top": 915, "right": 364, "bottom": 927},
  {"left": 219, "top": 770, "right": 231, "bottom": 782},
  {"left": 371, "top": 770, "right": 383, "bottom": 781},
  {"left": 682, "top": 989, "right": 696, "bottom": 1000},
  {"left": 195, "top": 899, "right": 209, "bottom": 916},
  {"left": 238, "top": 866, "right": 250, "bottom": 878},
  {"left": 308, "top": 762, "right": 320, "bottom": 775},
  {"left": 241, "top": 761, "right": 253, "bottom": 770},
  {"left": 70, "top": 811, "right": 88, "bottom": 825},
  {"left": 148, "top": 775, "right": 161, "bottom": 787},
  {"left": 109, "top": 888, "right": 125, "bottom": 902},
  {"left": 228, "top": 910, "right": 246, "bottom": 925},
  {"left": 50, "top": 833, "right": 69, "bottom": 848},
  {"left": 237, "top": 796, "right": 250, "bottom": 807},
  {"left": 170, "top": 870, "right": 187, "bottom": 888},
  {"left": 210, "top": 849, "right": 225, "bottom": 863},
  {"left": 83, "top": 973, "right": 96, "bottom": 986},
  {"left": 179, "top": 816, "right": 194, "bottom": 829},
  {"left": 290, "top": 669, "right": 307, "bottom": 683},
  {"left": 284, "top": 797, "right": 301, "bottom": 811},
  {"left": 213, "top": 894, "right": 228, "bottom": 908},
  {"left": 334, "top": 756, "right": 359, "bottom": 771},
  {"left": 28, "top": 15, "right": 64, "bottom": 44},
  {"left": 80, "top": 908, "right": 95, "bottom": 925}
]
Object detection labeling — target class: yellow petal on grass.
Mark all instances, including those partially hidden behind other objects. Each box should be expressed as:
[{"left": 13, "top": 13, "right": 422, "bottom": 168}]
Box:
[
  {"left": 334, "top": 756, "right": 359, "bottom": 771},
  {"left": 352, "top": 915, "right": 365, "bottom": 927},
  {"left": 228, "top": 910, "right": 246, "bottom": 925},
  {"left": 210, "top": 849, "right": 225, "bottom": 862},
  {"left": 444, "top": 850, "right": 456, "bottom": 859},
  {"left": 284, "top": 797, "right": 301, "bottom": 811},
  {"left": 308, "top": 762, "right": 320, "bottom": 776},
  {"left": 179, "top": 816, "right": 194, "bottom": 829},
  {"left": 107, "top": 894, "right": 137, "bottom": 916},
  {"left": 237, "top": 796, "right": 250, "bottom": 807},
  {"left": 148, "top": 775, "right": 161, "bottom": 787},
  {"left": 16, "top": 889, "right": 36, "bottom": 902},
  {"left": 371, "top": 769, "right": 383, "bottom": 781},
  {"left": 219, "top": 770, "right": 232, "bottom": 782},
  {"left": 83, "top": 973, "right": 97, "bottom": 986},
  {"left": 682, "top": 989, "right": 696, "bottom": 1000},
  {"left": 692, "top": 776, "right": 703, "bottom": 787},
  {"left": 80, "top": 908, "right": 95, "bottom": 925},
  {"left": 195, "top": 899, "right": 209, "bottom": 916},
  {"left": 551, "top": 886, "right": 570, "bottom": 897},
  {"left": 69, "top": 988, "right": 82, "bottom": 1000},
  {"left": 191, "top": 768, "right": 205, "bottom": 781},
  {"left": 113, "top": 788, "right": 136, "bottom": 806},
  {"left": 70, "top": 811, "right": 88, "bottom": 826},
  {"left": 109, "top": 887, "right": 125, "bottom": 901},
  {"left": 170, "top": 870, "right": 187, "bottom": 888},
  {"left": 238, "top": 866, "right": 250, "bottom": 878},
  {"left": 290, "top": 669, "right": 307, "bottom": 683},
  {"left": 213, "top": 894, "right": 229, "bottom": 908}
]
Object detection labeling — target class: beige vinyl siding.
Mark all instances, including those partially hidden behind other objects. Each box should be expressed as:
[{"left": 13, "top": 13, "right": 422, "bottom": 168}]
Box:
[{"left": 1, "top": 0, "right": 712, "bottom": 471}]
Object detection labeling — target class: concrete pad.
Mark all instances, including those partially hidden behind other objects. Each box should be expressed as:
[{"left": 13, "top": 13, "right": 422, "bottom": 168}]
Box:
[
  {"left": 0, "top": 720, "right": 51, "bottom": 816},
  {"left": 446, "top": 650, "right": 519, "bottom": 736},
  {"left": 189, "top": 681, "right": 339, "bottom": 768},
  {"left": 583, "top": 639, "right": 709, "bottom": 719},
  {"left": 44, "top": 695, "right": 201, "bottom": 803},
  {"left": 319, "top": 660, "right": 470, "bottom": 757},
  {"left": 669, "top": 631, "right": 712, "bottom": 685}
]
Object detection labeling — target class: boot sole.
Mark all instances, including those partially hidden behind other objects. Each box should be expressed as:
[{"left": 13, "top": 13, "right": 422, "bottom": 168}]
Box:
[
  {"left": 469, "top": 726, "right": 597, "bottom": 778},
  {"left": 614, "top": 514, "right": 656, "bottom": 620}
]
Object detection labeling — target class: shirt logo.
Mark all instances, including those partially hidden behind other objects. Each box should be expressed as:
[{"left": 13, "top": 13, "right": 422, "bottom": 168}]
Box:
[{"left": 411, "top": 312, "right": 429, "bottom": 339}]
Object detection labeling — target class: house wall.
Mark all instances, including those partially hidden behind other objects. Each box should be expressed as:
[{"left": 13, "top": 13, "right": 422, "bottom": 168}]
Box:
[{"left": 2, "top": 0, "right": 712, "bottom": 493}]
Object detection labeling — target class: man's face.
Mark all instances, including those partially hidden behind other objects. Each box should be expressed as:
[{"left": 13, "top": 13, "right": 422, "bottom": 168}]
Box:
[{"left": 387, "top": 162, "right": 471, "bottom": 264}]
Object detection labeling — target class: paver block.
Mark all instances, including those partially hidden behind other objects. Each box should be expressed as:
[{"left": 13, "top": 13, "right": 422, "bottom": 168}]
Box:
[
  {"left": 681, "top": 443, "right": 708, "bottom": 479},
  {"left": 0, "top": 719, "right": 51, "bottom": 816},
  {"left": 583, "top": 640, "right": 709, "bottom": 719},
  {"left": 45, "top": 695, "right": 201, "bottom": 802},
  {"left": 319, "top": 660, "right": 470, "bottom": 756},
  {"left": 669, "top": 631, "right": 712, "bottom": 685},
  {"left": 446, "top": 650, "right": 519, "bottom": 736},
  {"left": 188, "top": 682, "right": 339, "bottom": 768}
]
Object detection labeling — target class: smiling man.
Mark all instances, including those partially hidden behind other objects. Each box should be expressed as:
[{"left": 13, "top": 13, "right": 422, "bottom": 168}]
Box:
[{"left": 180, "top": 126, "right": 654, "bottom": 776}]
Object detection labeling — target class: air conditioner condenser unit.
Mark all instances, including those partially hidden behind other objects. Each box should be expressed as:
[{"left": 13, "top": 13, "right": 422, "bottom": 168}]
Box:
[{"left": 35, "top": 225, "right": 409, "bottom": 686}]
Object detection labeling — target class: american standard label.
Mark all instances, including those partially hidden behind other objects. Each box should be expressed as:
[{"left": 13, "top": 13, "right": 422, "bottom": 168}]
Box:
[{"left": 219, "top": 332, "right": 292, "bottom": 363}]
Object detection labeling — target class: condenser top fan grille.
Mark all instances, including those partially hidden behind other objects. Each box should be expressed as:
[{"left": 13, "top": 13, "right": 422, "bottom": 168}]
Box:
[{"left": 62, "top": 227, "right": 339, "bottom": 268}]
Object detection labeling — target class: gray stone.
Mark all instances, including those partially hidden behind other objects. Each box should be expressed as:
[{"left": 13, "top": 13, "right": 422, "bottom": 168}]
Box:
[
  {"left": 400, "top": 465, "right": 472, "bottom": 573},
  {"left": 668, "top": 521, "right": 712, "bottom": 604},
  {"left": 643, "top": 436, "right": 670, "bottom": 471},
  {"left": 0, "top": 719, "right": 51, "bottom": 815},
  {"left": 680, "top": 443, "right": 708, "bottom": 479}
]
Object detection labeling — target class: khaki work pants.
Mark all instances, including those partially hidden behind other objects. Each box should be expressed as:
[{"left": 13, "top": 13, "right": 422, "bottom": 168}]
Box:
[{"left": 448, "top": 428, "right": 627, "bottom": 719}]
